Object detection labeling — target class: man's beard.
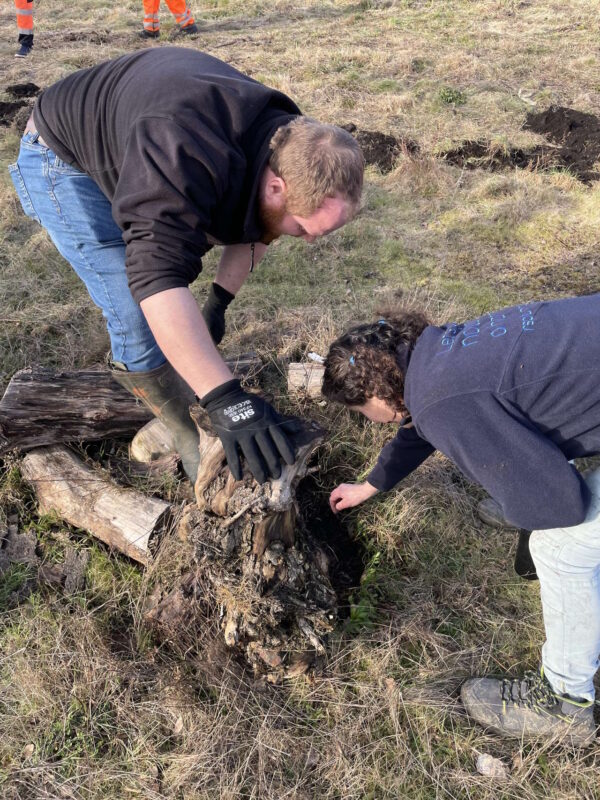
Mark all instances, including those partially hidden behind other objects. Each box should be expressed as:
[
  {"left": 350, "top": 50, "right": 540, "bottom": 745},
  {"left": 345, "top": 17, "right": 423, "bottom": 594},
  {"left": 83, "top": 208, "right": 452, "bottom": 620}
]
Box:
[{"left": 258, "top": 199, "right": 287, "bottom": 245}]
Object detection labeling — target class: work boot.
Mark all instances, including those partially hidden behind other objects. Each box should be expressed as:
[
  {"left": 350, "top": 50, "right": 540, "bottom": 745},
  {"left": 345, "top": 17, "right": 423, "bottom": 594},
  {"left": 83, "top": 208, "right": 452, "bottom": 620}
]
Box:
[
  {"left": 111, "top": 361, "right": 200, "bottom": 482},
  {"left": 179, "top": 23, "right": 199, "bottom": 34},
  {"left": 15, "top": 43, "right": 32, "bottom": 58},
  {"left": 138, "top": 29, "right": 160, "bottom": 39},
  {"left": 461, "top": 667, "right": 596, "bottom": 746}
]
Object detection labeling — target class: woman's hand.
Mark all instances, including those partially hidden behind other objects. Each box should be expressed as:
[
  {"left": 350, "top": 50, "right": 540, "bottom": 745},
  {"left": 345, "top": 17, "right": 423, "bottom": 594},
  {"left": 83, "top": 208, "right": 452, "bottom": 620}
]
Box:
[{"left": 329, "top": 481, "right": 379, "bottom": 513}]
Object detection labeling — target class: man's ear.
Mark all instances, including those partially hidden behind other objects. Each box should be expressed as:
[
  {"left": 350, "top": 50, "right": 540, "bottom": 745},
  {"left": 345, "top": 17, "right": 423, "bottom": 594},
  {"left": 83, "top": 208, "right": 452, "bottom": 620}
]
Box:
[{"left": 263, "top": 168, "right": 287, "bottom": 205}]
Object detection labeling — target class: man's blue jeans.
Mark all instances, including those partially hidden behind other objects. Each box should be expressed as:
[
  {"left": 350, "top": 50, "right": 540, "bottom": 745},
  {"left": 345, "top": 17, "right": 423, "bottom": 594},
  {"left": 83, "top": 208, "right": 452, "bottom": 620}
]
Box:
[{"left": 8, "top": 131, "right": 165, "bottom": 372}]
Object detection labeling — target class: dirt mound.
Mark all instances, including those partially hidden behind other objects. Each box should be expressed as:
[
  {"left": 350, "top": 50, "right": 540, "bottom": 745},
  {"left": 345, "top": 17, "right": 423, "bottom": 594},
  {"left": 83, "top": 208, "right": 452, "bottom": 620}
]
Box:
[
  {"left": 0, "top": 100, "right": 27, "bottom": 127},
  {"left": 62, "top": 30, "right": 113, "bottom": 45},
  {"left": 442, "top": 141, "right": 557, "bottom": 172},
  {"left": 341, "top": 123, "right": 419, "bottom": 173},
  {"left": 524, "top": 106, "right": 600, "bottom": 182},
  {"left": 443, "top": 107, "right": 600, "bottom": 182},
  {"left": 6, "top": 82, "right": 40, "bottom": 99}
]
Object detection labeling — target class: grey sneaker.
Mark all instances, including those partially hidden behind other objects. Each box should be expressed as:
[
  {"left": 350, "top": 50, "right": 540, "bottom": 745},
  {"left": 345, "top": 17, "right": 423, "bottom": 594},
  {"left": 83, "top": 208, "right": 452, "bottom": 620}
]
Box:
[
  {"left": 461, "top": 668, "right": 596, "bottom": 746},
  {"left": 477, "top": 497, "right": 514, "bottom": 528}
]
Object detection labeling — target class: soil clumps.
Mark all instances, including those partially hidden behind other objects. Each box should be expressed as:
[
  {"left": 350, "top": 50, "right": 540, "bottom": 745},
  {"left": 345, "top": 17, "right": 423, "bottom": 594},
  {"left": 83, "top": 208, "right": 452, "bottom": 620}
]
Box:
[
  {"left": 0, "top": 101, "right": 27, "bottom": 127},
  {"left": 523, "top": 105, "right": 600, "bottom": 182},
  {"left": 6, "top": 83, "right": 40, "bottom": 99},
  {"left": 441, "top": 141, "right": 556, "bottom": 173},
  {"left": 443, "top": 107, "right": 600, "bottom": 182},
  {"left": 342, "top": 123, "right": 418, "bottom": 173}
]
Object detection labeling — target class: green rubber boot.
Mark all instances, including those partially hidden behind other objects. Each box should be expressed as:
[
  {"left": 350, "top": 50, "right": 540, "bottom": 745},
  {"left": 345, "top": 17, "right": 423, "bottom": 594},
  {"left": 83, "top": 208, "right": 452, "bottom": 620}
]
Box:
[{"left": 111, "top": 360, "right": 200, "bottom": 482}]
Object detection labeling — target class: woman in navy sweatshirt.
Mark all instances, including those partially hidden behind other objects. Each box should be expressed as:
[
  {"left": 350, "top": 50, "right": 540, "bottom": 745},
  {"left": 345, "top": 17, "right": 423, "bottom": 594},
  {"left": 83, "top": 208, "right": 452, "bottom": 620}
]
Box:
[{"left": 322, "top": 294, "right": 600, "bottom": 745}]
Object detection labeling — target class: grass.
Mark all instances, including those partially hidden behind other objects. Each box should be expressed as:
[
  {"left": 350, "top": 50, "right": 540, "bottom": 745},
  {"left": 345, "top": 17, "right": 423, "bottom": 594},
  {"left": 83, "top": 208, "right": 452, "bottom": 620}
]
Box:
[{"left": 1, "top": 0, "right": 600, "bottom": 797}]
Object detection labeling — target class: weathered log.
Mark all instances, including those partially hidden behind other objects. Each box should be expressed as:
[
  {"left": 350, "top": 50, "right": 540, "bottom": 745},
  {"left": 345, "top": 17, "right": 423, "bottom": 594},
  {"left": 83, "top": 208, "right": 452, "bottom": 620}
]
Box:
[
  {"left": 146, "top": 415, "right": 338, "bottom": 681},
  {"left": 0, "top": 367, "right": 152, "bottom": 456},
  {"left": 130, "top": 419, "right": 176, "bottom": 463},
  {"left": 287, "top": 362, "right": 325, "bottom": 398},
  {"left": 0, "top": 354, "right": 262, "bottom": 456},
  {"left": 21, "top": 445, "right": 171, "bottom": 565}
]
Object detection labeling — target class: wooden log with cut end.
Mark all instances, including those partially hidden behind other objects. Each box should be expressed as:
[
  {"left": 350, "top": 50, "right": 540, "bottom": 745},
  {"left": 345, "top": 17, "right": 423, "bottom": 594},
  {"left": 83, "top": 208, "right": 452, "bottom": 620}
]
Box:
[
  {"left": 146, "top": 415, "right": 338, "bottom": 681},
  {"left": 0, "top": 354, "right": 262, "bottom": 456},
  {"left": 287, "top": 362, "right": 325, "bottom": 398},
  {"left": 21, "top": 445, "right": 171, "bottom": 565},
  {"left": 130, "top": 418, "right": 176, "bottom": 463}
]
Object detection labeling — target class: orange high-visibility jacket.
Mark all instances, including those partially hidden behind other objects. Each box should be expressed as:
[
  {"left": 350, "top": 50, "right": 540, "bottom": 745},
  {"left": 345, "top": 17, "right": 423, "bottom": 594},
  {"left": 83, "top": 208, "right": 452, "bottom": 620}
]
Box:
[
  {"left": 15, "top": 0, "right": 34, "bottom": 37},
  {"left": 143, "top": 0, "right": 195, "bottom": 33}
]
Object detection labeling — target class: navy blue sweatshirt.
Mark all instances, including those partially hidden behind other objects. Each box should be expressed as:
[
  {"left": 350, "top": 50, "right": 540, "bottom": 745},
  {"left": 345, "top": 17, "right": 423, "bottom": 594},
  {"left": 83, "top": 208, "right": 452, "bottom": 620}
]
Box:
[
  {"left": 367, "top": 295, "right": 600, "bottom": 530},
  {"left": 33, "top": 49, "right": 300, "bottom": 304}
]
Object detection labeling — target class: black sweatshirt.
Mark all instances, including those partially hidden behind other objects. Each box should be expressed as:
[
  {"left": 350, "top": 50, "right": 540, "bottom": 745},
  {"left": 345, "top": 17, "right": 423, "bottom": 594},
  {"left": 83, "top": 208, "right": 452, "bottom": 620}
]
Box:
[
  {"left": 367, "top": 295, "right": 600, "bottom": 530},
  {"left": 33, "top": 48, "right": 300, "bottom": 304}
]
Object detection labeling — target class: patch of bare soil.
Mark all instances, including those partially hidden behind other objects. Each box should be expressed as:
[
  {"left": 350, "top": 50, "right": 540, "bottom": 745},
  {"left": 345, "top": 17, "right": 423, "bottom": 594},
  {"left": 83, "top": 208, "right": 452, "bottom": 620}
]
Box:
[
  {"left": 0, "top": 100, "right": 27, "bottom": 127},
  {"left": 524, "top": 106, "right": 600, "bottom": 182},
  {"left": 62, "top": 30, "right": 114, "bottom": 45},
  {"left": 6, "top": 82, "right": 40, "bottom": 99},
  {"left": 441, "top": 141, "right": 557, "bottom": 173},
  {"left": 442, "top": 107, "right": 600, "bottom": 182},
  {"left": 341, "top": 123, "right": 419, "bottom": 173}
]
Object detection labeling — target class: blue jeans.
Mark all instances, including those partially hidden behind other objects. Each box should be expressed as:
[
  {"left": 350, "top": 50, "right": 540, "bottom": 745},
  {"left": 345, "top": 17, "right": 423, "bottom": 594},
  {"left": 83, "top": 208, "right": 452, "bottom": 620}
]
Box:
[
  {"left": 8, "top": 131, "right": 165, "bottom": 372},
  {"left": 530, "top": 467, "right": 600, "bottom": 701}
]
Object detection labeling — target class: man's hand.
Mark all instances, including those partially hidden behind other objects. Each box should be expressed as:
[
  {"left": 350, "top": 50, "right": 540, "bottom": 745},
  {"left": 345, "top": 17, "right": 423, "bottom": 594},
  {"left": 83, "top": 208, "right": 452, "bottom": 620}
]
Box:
[
  {"left": 329, "top": 481, "right": 379, "bottom": 513},
  {"left": 201, "top": 282, "right": 235, "bottom": 345},
  {"left": 202, "top": 379, "right": 300, "bottom": 483}
]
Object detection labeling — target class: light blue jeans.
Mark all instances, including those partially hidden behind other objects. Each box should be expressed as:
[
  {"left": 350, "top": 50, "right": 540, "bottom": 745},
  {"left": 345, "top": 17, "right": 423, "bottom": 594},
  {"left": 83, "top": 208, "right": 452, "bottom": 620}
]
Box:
[
  {"left": 530, "top": 467, "right": 600, "bottom": 701},
  {"left": 8, "top": 131, "right": 165, "bottom": 372}
]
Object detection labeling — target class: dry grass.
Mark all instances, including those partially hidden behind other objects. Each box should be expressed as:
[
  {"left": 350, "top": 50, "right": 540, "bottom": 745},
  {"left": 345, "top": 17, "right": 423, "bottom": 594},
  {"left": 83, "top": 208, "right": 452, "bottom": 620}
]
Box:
[{"left": 2, "top": 0, "right": 600, "bottom": 797}]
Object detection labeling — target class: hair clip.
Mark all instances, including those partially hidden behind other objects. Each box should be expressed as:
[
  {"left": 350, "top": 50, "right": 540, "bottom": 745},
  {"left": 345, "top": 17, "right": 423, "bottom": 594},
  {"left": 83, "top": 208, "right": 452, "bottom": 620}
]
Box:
[{"left": 349, "top": 355, "right": 356, "bottom": 366}]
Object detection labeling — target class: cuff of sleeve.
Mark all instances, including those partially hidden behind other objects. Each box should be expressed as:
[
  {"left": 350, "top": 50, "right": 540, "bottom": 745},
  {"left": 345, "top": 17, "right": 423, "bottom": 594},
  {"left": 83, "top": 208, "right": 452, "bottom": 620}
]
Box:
[
  {"left": 211, "top": 282, "right": 235, "bottom": 306},
  {"left": 366, "top": 465, "right": 398, "bottom": 493},
  {"left": 131, "top": 279, "right": 192, "bottom": 306},
  {"left": 200, "top": 378, "right": 241, "bottom": 408}
]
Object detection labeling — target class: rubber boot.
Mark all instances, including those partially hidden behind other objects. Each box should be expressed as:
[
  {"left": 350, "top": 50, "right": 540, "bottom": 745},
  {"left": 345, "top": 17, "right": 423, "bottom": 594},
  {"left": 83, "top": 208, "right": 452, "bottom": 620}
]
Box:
[
  {"left": 514, "top": 529, "right": 538, "bottom": 581},
  {"left": 110, "top": 361, "right": 200, "bottom": 482}
]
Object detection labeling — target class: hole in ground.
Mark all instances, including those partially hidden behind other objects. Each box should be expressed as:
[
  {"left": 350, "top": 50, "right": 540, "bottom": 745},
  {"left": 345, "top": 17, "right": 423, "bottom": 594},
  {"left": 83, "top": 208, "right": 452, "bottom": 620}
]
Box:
[
  {"left": 0, "top": 100, "right": 27, "bottom": 127},
  {"left": 297, "top": 474, "right": 366, "bottom": 618},
  {"left": 441, "top": 141, "right": 558, "bottom": 173},
  {"left": 341, "top": 123, "right": 419, "bottom": 173}
]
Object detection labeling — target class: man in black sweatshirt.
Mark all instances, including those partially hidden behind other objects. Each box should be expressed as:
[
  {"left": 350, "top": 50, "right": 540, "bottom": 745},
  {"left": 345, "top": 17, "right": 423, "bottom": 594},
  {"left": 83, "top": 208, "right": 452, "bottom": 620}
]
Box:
[
  {"left": 323, "top": 295, "right": 600, "bottom": 744},
  {"left": 9, "top": 47, "right": 364, "bottom": 484}
]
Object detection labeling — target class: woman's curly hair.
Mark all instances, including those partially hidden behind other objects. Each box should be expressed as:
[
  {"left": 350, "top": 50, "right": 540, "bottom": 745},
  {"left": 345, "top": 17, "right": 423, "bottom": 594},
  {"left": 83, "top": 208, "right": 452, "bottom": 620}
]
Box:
[{"left": 322, "top": 310, "right": 430, "bottom": 413}]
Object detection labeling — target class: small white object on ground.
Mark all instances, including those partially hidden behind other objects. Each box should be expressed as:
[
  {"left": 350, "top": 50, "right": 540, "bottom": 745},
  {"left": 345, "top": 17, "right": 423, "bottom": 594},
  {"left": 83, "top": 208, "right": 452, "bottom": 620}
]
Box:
[
  {"left": 475, "top": 752, "right": 510, "bottom": 780},
  {"left": 307, "top": 352, "right": 325, "bottom": 364}
]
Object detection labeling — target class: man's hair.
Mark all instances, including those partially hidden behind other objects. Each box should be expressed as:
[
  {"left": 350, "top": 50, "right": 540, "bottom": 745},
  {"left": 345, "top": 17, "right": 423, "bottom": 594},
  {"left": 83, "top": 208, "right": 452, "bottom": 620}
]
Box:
[
  {"left": 322, "top": 311, "right": 430, "bottom": 413},
  {"left": 269, "top": 118, "right": 364, "bottom": 216}
]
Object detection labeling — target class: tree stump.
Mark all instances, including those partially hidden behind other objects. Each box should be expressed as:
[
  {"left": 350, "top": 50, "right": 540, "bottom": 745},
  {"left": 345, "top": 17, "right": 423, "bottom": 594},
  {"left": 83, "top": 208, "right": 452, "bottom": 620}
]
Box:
[{"left": 145, "top": 411, "right": 338, "bottom": 682}]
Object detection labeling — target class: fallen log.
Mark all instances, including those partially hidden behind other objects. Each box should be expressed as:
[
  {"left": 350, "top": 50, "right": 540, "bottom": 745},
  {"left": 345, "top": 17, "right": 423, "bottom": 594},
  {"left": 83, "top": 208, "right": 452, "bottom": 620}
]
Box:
[
  {"left": 0, "top": 354, "right": 262, "bottom": 456},
  {"left": 21, "top": 445, "right": 171, "bottom": 565},
  {"left": 145, "top": 412, "right": 338, "bottom": 681}
]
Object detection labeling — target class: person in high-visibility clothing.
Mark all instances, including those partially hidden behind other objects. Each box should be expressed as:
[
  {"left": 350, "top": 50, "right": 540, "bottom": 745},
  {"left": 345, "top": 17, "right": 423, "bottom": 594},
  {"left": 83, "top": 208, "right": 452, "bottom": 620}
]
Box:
[
  {"left": 141, "top": 0, "right": 198, "bottom": 38},
  {"left": 15, "top": 0, "right": 34, "bottom": 58}
]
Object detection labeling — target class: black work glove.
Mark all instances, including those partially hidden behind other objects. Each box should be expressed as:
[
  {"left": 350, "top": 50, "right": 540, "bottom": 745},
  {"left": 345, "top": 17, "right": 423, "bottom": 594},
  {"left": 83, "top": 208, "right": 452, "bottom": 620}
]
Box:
[
  {"left": 201, "top": 282, "right": 235, "bottom": 345},
  {"left": 201, "top": 379, "right": 300, "bottom": 483}
]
